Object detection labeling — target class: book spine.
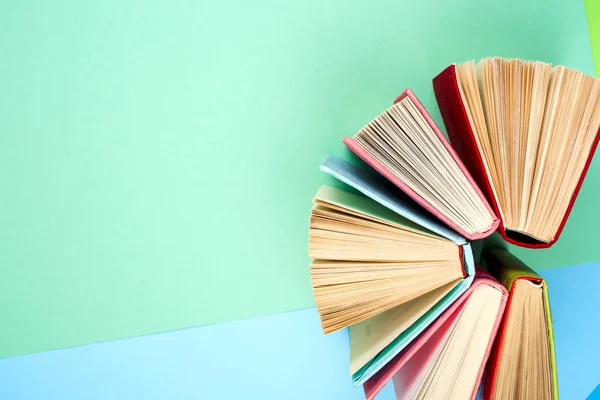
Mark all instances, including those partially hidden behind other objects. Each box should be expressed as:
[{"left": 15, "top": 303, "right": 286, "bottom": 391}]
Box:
[{"left": 459, "top": 245, "right": 466, "bottom": 277}]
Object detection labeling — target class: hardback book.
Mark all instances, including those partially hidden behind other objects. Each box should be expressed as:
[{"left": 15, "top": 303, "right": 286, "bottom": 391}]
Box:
[
  {"left": 433, "top": 57, "right": 600, "bottom": 248},
  {"left": 482, "top": 247, "right": 558, "bottom": 400},
  {"left": 342, "top": 88, "right": 499, "bottom": 241},
  {"left": 362, "top": 269, "right": 507, "bottom": 400},
  {"left": 311, "top": 156, "right": 476, "bottom": 385}
]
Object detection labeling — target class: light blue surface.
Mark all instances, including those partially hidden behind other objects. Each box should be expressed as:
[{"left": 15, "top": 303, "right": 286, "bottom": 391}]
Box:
[
  {"left": 541, "top": 262, "right": 600, "bottom": 400},
  {"left": 0, "top": 262, "right": 598, "bottom": 400},
  {"left": 0, "top": 308, "right": 394, "bottom": 400},
  {"left": 589, "top": 383, "right": 600, "bottom": 400}
]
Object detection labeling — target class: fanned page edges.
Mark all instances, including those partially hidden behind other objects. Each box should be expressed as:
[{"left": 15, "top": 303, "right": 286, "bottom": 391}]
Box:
[
  {"left": 433, "top": 66, "right": 500, "bottom": 232},
  {"left": 319, "top": 156, "right": 466, "bottom": 278},
  {"left": 318, "top": 156, "right": 467, "bottom": 245},
  {"left": 433, "top": 63, "right": 600, "bottom": 248},
  {"left": 308, "top": 185, "right": 470, "bottom": 335},
  {"left": 483, "top": 276, "right": 542, "bottom": 400},
  {"left": 396, "top": 89, "right": 499, "bottom": 236},
  {"left": 349, "top": 244, "right": 475, "bottom": 387},
  {"left": 482, "top": 248, "right": 558, "bottom": 400},
  {"left": 432, "top": 64, "right": 541, "bottom": 248},
  {"left": 343, "top": 88, "right": 499, "bottom": 241},
  {"left": 362, "top": 271, "right": 508, "bottom": 400}
]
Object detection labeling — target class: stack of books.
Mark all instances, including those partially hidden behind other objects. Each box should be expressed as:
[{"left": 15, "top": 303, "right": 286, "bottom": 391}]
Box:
[{"left": 308, "top": 57, "right": 600, "bottom": 399}]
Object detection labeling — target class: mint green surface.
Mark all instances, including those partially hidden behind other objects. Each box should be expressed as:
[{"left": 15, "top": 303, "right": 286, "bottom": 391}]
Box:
[{"left": 0, "top": 0, "right": 595, "bottom": 357}]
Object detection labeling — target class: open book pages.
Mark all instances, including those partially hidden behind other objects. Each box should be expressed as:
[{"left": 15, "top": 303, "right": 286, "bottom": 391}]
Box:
[
  {"left": 349, "top": 279, "right": 460, "bottom": 375},
  {"left": 346, "top": 92, "right": 496, "bottom": 238},
  {"left": 392, "top": 283, "right": 504, "bottom": 399},
  {"left": 491, "top": 280, "right": 552, "bottom": 399},
  {"left": 308, "top": 185, "right": 465, "bottom": 334},
  {"left": 455, "top": 57, "right": 600, "bottom": 243}
]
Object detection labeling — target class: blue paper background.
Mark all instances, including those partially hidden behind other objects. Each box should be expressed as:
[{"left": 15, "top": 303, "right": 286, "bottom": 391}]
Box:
[
  {"left": 588, "top": 383, "right": 600, "bottom": 400},
  {"left": 0, "top": 308, "right": 393, "bottom": 400},
  {"left": 0, "top": 263, "right": 598, "bottom": 399}
]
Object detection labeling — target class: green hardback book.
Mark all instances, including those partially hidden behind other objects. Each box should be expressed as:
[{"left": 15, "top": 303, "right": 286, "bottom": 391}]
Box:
[{"left": 483, "top": 247, "right": 558, "bottom": 400}]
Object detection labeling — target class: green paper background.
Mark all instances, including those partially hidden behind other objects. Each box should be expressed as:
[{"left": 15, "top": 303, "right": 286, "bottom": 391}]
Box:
[
  {"left": 0, "top": 0, "right": 596, "bottom": 357},
  {"left": 587, "top": 0, "right": 600, "bottom": 75}
]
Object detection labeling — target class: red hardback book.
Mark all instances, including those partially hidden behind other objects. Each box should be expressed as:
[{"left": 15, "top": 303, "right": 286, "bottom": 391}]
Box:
[
  {"left": 343, "top": 89, "right": 499, "bottom": 241},
  {"left": 433, "top": 64, "right": 600, "bottom": 248},
  {"left": 482, "top": 248, "right": 558, "bottom": 399},
  {"left": 362, "top": 268, "right": 508, "bottom": 400}
]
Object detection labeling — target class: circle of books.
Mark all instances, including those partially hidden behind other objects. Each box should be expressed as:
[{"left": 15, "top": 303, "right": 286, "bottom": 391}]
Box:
[{"left": 308, "top": 57, "right": 600, "bottom": 399}]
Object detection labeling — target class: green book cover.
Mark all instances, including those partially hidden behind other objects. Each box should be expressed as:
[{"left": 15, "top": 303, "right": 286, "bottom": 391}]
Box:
[{"left": 485, "top": 247, "right": 559, "bottom": 400}]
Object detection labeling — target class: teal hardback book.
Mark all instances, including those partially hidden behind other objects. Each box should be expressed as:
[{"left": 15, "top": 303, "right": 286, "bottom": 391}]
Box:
[{"left": 317, "top": 156, "right": 476, "bottom": 385}]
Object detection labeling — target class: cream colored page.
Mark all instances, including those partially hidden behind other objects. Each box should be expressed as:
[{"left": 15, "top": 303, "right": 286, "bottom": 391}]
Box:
[
  {"left": 503, "top": 58, "right": 515, "bottom": 225},
  {"left": 356, "top": 112, "right": 469, "bottom": 227},
  {"left": 313, "top": 185, "right": 442, "bottom": 240},
  {"left": 353, "top": 97, "right": 494, "bottom": 234},
  {"left": 492, "top": 280, "right": 551, "bottom": 400},
  {"left": 477, "top": 59, "right": 508, "bottom": 221},
  {"left": 348, "top": 279, "right": 461, "bottom": 374},
  {"left": 541, "top": 77, "right": 600, "bottom": 239},
  {"left": 524, "top": 67, "right": 563, "bottom": 229},
  {"left": 528, "top": 69, "right": 581, "bottom": 230},
  {"left": 398, "top": 284, "right": 502, "bottom": 399},
  {"left": 444, "top": 285, "right": 503, "bottom": 399},
  {"left": 456, "top": 61, "right": 503, "bottom": 220},
  {"left": 518, "top": 61, "right": 552, "bottom": 229},
  {"left": 535, "top": 73, "right": 587, "bottom": 225}
]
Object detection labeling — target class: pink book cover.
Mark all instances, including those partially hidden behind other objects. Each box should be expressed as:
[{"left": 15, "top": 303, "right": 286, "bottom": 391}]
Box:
[
  {"left": 343, "top": 89, "right": 499, "bottom": 241},
  {"left": 362, "top": 269, "right": 508, "bottom": 400}
]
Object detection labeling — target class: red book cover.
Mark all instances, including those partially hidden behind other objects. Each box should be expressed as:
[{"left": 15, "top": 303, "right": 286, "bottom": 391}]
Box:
[
  {"left": 482, "top": 248, "right": 558, "bottom": 399},
  {"left": 433, "top": 64, "right": 600, "bottom": 248},
  {"left": 363, "top": 268, "right": 507, "bottom": 400},
  {"left": 343, "top": 88, "right": 499, "bottom": 241}
]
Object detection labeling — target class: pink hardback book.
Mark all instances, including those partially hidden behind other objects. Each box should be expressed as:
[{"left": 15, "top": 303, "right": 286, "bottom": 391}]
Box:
[
  {"left": 343, "top": 89, "right": 499, "bottom": 241},
  {"left": 362, "top": 269, "right": 508, "bottom": 400}
]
